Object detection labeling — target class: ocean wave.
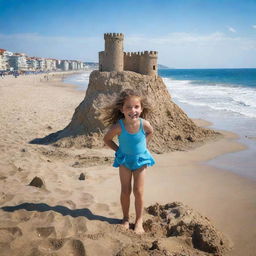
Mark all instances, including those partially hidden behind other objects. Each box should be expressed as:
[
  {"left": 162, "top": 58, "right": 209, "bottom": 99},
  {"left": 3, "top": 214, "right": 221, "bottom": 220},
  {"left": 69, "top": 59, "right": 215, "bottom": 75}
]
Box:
[
  {"left": 163, "top": 77, "right": 256, "bottom": 118},
  {"left": 64, "top": 71, "right": 91, "bottom": 89}
]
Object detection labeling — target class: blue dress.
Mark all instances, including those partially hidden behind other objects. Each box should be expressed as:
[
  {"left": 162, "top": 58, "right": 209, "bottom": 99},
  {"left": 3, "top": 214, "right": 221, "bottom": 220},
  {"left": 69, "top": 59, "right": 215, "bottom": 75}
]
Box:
[{"left": 113, "top": 118, "right": 155, "bottom": 171}]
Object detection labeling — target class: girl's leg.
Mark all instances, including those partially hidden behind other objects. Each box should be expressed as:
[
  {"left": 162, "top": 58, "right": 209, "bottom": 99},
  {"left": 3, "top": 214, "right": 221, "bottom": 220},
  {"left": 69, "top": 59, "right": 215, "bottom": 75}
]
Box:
[
  {"left": 119, "top": 165, "right": 132, "bottom": 229},
  {"left": 132, "top": 166, "right": 146, "bottom": 234}
]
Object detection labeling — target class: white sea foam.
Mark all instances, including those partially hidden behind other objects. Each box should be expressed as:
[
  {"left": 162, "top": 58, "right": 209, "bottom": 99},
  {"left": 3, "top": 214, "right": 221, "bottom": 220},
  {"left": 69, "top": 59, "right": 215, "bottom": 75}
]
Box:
[
  {"left": 163, "top": 77, "right": 256, "bottom": 118},
  {"left": 64, "top": 71, "right": 91, "bottom": 90}
]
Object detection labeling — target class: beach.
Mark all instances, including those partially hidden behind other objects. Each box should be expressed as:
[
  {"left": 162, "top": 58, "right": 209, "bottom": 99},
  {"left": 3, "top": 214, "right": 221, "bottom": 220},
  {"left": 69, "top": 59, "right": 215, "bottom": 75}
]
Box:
[{"left": 0, "top": 73, "right": 256, "bottom": 256}]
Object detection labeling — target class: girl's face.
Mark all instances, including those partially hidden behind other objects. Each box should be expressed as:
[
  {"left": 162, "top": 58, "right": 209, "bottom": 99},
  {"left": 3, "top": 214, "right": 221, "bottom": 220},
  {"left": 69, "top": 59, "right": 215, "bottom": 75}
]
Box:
[{"left": 121, "top": 96, "right": 143, "bottom": 121}]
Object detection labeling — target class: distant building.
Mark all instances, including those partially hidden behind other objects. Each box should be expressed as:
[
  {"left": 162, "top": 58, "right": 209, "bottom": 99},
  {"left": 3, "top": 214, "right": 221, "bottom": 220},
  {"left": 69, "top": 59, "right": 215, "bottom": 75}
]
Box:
[
  {"left": 61, "top": 60, "right": 69, "bottom": 71},
  {"left": 27, "top": 57, "right": 39, "bottom": 71},
  {"left": 45, "top": 59, "right": 52, "bottom": 71},
  {"left": 0, "top": 49, "right": 7, "bottom": 71},
  {"left": 0, "top": 49, "right": 13, "bottom": 71},
  {"left": 8, "top": 53, "right": 28, "bottom": 71},
  {"left": 37, "top": 58, "right": 45, "bottom": 71},
  {"left": 99, "top": 33, "right": 158, "bottom": 76},
  {"left": 77, "top": 61, "right": 83, "bottom": 70},
  {"left": 69, "top": 60, "right": 77, "bottom": 70},
  {"left": 56, "top": 60, "right": 62, "bottom": 70},
  {"left": 0, "top": 48, "right": 85, "bottom": 72}
]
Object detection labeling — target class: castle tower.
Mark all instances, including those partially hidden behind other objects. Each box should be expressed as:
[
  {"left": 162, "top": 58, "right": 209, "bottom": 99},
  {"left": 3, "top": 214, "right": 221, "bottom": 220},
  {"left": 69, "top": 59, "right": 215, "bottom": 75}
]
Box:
[
  {"left": 139, "top": 51, "right": 158, "bottom": 76},
  {"left": 99, "top": 33, "right": 124, "bottom": 72}
]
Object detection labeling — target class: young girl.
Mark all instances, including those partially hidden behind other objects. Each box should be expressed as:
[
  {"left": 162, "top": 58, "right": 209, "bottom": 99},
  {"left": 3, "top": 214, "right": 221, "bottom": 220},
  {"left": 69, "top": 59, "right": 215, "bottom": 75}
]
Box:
[{"left": 103, "top": 89, "right": 155, "bottom": 234}]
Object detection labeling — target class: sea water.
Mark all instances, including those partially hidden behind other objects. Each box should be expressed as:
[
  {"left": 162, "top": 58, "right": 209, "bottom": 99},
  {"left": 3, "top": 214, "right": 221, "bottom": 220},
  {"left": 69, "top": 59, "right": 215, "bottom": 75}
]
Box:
[
  {"left": 64, "top": 71, "right": 91, "bottom": 91},
  {"left": 160, "top": 68, "right": 256, "bottom": 180},
  {"left": 64, "top": 69, "right": 256, "bottom": 180}
]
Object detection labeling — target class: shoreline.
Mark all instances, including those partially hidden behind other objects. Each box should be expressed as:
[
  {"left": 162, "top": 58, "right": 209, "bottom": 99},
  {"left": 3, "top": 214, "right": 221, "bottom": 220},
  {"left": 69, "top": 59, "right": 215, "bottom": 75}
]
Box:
[
  {"left": 0, "top": 70, "right": 85, "bottom": 86},
  {"left": 174, "top": 99, "right": 256, "bottom": 181},
  {"left": 0, "top": 73, "right": 255, "bottom": 255}
]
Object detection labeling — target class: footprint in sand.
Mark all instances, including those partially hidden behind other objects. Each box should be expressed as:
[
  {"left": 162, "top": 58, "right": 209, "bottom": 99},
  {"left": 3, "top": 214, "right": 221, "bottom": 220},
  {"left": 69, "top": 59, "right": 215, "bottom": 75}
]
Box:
[
  {"left": 0, "top": 175, "right": 7, "bottom": 181},
  {"left": 38, "top": 147, "right": 69, "bottom": 160},
  {"left": 38, "top": 237, "right": 86, "bottom": 256},
  {"left": 71, "top": 155, "right": 114, "bottom": 168},
  {"left": 58, "top": 238, "right": 87, "bottom": 256},
  {"left": 0, "top": 227, "right": 23, "bottom": 244},
  {"left": 72, "top": 217, "right": 88, "bottom": 235},
  {"left": 54, "top": 188, "right": 73, "bottom": 197},
  {"left": 110, "top": 202, "right": 119, "bottom": 207},
  {"left": 36, "top": 226, "right": 56, "bottom": 238},
  {"left": 0, "top": 192, "right": 15, "bottom": 206},
  {"left": 56, "top": 200, "right": 76, "bottom": 210},
  {"left": 80, "top": 193, "right": 94, "bottom": 207},
  {"left": 11, "top": 209, "right": 33, "bottom": 222},
  {"left": 94, "top": 203, "right": 110, "bottom": 212},
  {"left": 29, "top": 211, "right": 56, "bottom": 227},
  {"left": 19, "top": 171, "right": 31, "bottom": 182},
  {"left": 39, "top": 238, "right": 66, "bottom": 251}
]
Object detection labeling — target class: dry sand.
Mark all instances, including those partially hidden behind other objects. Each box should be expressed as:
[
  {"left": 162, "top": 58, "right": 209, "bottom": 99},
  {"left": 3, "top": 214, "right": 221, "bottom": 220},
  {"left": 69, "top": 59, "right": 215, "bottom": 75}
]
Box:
[{"left": 0, "top": 73, "right": 255, "bottom": 256}]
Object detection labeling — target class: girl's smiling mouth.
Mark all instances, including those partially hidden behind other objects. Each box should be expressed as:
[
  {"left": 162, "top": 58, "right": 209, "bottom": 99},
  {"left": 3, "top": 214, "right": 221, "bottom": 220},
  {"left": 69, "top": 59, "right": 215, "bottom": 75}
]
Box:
[{"left": 128, "top": 113, "right": 139, "bottom": 119}]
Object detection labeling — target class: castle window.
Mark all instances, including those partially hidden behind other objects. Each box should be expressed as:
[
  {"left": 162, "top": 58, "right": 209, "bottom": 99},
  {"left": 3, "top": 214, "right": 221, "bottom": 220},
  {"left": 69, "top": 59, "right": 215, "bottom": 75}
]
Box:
[{"left": 153, "top": 65, "right": 156, "bottom": 70}]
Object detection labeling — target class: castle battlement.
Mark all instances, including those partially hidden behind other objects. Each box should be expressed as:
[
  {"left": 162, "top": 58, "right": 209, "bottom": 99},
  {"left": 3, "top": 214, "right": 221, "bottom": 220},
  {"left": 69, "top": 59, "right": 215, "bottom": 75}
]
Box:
[
  {"left": 99, "top": 33, "right": 158, "bottom": 76},
  {"left": 104, "top": 33, "right": 124, "bottom": 40},
  {"left": 142, "top": 51, "right": 158, "bottom": 57},
  {"left": 124, "top": 51, "right": 157, "bottom": 57}
]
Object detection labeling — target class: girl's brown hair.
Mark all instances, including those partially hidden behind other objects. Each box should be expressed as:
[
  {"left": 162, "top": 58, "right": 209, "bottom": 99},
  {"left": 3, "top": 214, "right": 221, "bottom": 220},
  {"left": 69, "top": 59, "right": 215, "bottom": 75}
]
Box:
[{"left": 102, "top": 89, "right": 152, "bottom": 126}]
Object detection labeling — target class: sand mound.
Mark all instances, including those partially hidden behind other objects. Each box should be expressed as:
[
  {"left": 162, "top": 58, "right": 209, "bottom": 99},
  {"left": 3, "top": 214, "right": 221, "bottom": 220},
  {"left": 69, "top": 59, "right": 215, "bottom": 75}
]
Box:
[
  {"left": 0, "top": 202, "right": 231, "bottom": 256},
  {"left": 31, "top": 71, "right": 219, "bottom": 153},
  {"left": 144, "top": 202, "right": 232, "bottom": 255}
]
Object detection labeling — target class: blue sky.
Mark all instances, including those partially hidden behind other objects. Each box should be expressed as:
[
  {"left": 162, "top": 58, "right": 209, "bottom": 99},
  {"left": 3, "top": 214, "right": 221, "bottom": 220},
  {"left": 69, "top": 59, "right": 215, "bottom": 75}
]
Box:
[{"left": 0, "top": 0, "right": 256, "bottom": 68}]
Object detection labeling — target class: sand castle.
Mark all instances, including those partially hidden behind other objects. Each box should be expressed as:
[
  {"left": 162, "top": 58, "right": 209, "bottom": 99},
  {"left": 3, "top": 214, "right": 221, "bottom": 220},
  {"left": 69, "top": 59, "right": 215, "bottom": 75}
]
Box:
[
  {"left": 30, "top": 33, "right": 219, "bottom": 153},
  {"left": 99, "top": 33, "right": 158, "bottom": 76}
]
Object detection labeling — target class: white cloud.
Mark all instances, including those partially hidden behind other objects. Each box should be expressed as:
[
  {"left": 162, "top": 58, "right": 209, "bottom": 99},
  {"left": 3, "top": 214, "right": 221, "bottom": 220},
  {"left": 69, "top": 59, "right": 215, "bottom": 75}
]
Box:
[
  {"left": 228, "top": 27, "right": 236, "bottom": 33},
  {"left": 125, "top": 32, "right": 256, "bottom": 68},
  {"left": 252, "top": 25, "right": 256, "bottom": 29},
  {"left": 126, "top": 32, "right": 256, "bottom": 50}
]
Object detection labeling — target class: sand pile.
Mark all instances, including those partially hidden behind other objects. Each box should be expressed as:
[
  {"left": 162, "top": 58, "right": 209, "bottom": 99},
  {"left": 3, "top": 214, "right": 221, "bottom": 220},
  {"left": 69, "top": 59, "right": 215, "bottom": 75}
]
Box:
[
  {"left": 0, "top": 201, "right": 231, "bottom": 256},
  {"left": 35, "top": 70, "right": 219, "bottom": 153}
]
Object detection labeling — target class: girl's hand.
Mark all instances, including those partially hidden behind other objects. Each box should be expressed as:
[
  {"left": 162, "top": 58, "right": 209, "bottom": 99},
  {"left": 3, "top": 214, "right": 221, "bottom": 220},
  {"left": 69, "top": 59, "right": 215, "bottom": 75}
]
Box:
[
  {"left": 143, "top": 120, "right": 154, "bottom": 143},
  {"left": 103, "top": 123, "right": 121, "bottom": 151}
]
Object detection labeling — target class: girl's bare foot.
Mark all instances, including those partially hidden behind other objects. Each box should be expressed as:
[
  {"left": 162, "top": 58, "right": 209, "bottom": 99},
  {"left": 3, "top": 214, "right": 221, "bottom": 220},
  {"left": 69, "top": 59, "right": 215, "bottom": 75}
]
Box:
[
  {"left": 134, "top": 219, "right": 145, "bottom": 234},
  {"left": 121, "top": 217, "right": 130, "bottom": 230}
]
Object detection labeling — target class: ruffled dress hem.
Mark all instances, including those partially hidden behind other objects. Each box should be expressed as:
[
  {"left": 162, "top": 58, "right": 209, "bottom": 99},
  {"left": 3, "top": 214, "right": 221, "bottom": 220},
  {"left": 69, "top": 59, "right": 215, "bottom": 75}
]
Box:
[{"left": 113, "top": 148, "right": 155, "bottom": 171}]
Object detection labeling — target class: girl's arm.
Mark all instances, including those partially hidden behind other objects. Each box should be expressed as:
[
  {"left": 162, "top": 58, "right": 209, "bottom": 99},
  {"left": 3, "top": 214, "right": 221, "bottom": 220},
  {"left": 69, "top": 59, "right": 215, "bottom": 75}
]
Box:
[
  {"left": 143, "top": 120, "right": 154, "bottom": 143},
  {"left": 103, "top": 123, "right": 121, "bottom": 152}
]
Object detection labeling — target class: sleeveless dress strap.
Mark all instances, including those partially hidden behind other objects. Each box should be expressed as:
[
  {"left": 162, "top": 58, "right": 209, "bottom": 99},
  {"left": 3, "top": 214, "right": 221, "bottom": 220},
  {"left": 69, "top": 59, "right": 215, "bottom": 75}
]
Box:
[
  {"left": 119, "top": 119, "right": 125, "bottom": 130},
  {"left": 140, "top": 118, "right": 146, "bottom": 134}
]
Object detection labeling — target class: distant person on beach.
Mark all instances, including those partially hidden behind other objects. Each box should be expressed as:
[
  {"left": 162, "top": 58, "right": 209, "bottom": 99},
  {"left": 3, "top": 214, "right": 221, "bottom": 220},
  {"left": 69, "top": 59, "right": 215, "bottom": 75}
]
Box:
[
  {"left": 103, "top": 89, "right": 155, "bottom": 234},
  {"left": 13, "top": 71, "right": 19, "bottom": 78}
]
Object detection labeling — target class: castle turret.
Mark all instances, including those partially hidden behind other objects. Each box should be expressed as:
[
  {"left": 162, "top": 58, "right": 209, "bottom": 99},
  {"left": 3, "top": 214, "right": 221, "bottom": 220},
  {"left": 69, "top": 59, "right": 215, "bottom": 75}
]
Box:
[
  {"left": 140, "top": 51, "right": 158, "bottom": 76},
  {"left": 99, "top": 33, "right": 124, "bottom": 72}
]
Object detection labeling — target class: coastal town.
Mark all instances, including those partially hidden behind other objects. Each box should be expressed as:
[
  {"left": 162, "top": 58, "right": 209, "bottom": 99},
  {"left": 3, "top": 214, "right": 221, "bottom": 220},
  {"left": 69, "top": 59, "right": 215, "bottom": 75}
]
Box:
[{"left": 0, "top": 48, "right": 87, "bottom": 77}]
